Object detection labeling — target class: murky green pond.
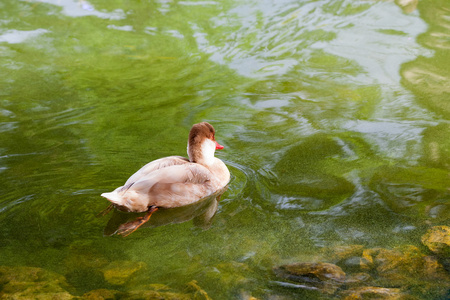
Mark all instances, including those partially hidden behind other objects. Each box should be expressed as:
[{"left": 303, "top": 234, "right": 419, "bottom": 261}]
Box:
[{"left": 1, "top": 0, "right": 449, "bottom": 299}]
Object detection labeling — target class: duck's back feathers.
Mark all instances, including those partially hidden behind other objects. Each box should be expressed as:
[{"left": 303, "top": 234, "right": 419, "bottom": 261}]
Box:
[
  {"left": 122, "top": 156, "right": 189, "bottom": 190},
  {"left": 102, "top": 162, "right": 218, "bottom": 212}
]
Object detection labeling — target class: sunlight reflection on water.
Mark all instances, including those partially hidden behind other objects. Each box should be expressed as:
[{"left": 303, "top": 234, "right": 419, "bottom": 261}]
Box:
[
  {"left": 38, "top": 0, "right": 125, "bottom": 19},
  {"left": 0, "top": 29, "right": 49, "bottom": 44}
]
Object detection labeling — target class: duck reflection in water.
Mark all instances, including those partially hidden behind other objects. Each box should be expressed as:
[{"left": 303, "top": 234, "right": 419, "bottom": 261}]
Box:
[{"left": 100, "top": 187, "right": 226, "bottom": 236}]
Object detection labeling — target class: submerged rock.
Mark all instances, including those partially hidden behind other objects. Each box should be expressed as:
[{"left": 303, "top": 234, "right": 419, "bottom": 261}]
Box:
[
  {"left": 274, "top": 262, "right": 345, "bottom": 293},
  {"left": 81, "top": 288, "right": 122, "bottom": 299},
  {"left": 359, "top": 248, "right": 377, "bottom": 271},
  {"left": 121, "top": 285, "right": 191, "bottom": 300},
  {"left": 122, "top": 290, "right": 191, "bottom": 300},
  {"left": 282, "top": 242, "right": 450, "bottom": 298},
  {"left": 360, "top": 246, "right": 430, "bottom": 286},
  {"left": 421, "top": 226, "right": 450, "bottom": 256},
  {"left": 323, "top": 245, "right": 365, "bottom": 268},
  {"left": 65, "top": 248, "right": 109, "bottom": 271},
  {"left": 187, "top": 280, "right": 212, "bottom": 300},
  {"left": 65, "top": 267, "right": 108, "bottom": 294},
  {"left": 101, "top": 260, "right": 146, "bottom": 285},
  {"left": 369, "top": 165, "right": 449, "bottom": 218},
  {"left": 341, "top": 286, "right": 413, "bottom": 300},
  {"left": 64, "top": 240, "right": 110, "bottom": 293},
  {"left": 375, "top": 246, "right": 424, "bottom": 285},
  {"left": 343, "top": 272, "right": 372, "bottom": 288},
  {"left": 0, "top": 265, "right": 74, "bottom": 299},
  {"left": 80, "top": 284, "right": 194, "bottom": 300},
  {"left": 329, "top": 245, "right": 365, "bottom": 261},
  {"left": 357, "top": 244, "right": 450, "bottom": 295},
  {"left": 422, "top": 255, "right": 450, "bottom": 281},
  {"left": 202, "top": 261, "right": 252, "bottom": 288}
]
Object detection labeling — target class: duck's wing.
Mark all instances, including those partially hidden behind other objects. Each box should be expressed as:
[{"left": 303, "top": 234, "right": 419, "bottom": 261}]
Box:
[
  {"left": 129, "top": 163, "right": 211, "bottom": 191},
  {"left": 123, "top": 164, "right": 215, "bottom": 208},
  {"left": 121, "top": 156, "right": 189, "bottom": 190}
]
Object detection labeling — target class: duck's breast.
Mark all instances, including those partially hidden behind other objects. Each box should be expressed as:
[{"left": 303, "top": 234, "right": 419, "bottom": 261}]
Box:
[{"left": 211, "top": 157, "right": 230, "bottom": 187}]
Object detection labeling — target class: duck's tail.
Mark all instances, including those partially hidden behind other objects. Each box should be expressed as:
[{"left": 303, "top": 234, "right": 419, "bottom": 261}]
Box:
[{"left": 101, "top": 190, "right": 125, "bottom": 206}]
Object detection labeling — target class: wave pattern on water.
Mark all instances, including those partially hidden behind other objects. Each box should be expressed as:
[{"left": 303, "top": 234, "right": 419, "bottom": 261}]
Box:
[{"left": 0, "top": 0, "right": 449, "bottom": 299}]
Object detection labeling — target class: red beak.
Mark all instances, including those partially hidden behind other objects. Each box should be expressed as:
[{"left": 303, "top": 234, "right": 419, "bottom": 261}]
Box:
[{"left": 215, "top": 141, "right": 224, "bottom": 150}]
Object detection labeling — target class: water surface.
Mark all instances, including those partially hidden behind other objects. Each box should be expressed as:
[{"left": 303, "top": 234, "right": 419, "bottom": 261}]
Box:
[{"left": 0, "top": 0, "right": 449, "bottom": 299}]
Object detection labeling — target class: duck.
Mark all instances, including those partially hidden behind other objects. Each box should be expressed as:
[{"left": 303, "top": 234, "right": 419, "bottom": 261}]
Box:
[{"left": 101, "top": 122, "right": 230, "bottom": 236}]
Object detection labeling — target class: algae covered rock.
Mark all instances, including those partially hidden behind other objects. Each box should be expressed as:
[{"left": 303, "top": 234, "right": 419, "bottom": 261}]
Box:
[
  {"left": 358, "top": 244, "right": 450, "bottom": 289},
  {"left": 0, "top": 265, "right": 74, "bottom": 299},
  {"left": 422, "top": 255, "right": 450, "bottom": 281},
  {"left": 65, "top": 246, "right": 109, "bottom": 271},
  {"left": 65, "top": 267, "right": 108, "bottom": 294},
  {"left": 375, "top": 246, "right": 424, "bottom": 284},
  {"left": 121, "top": 284, "right": 192, "bottom": 300},
  {"left": 274, "top": 241, "right": 450, "bottom": 298},
  {"left": 370, "top": 166, "right": 449, "bottom": 218},
  {"left": 360, "top": 246, "right": 426, "bottom": 286},
  {"left": 359, "top": 248, "right": 378, "bottom": 271},
  {"left": 274, "top": 262, "right": 345, "bottom": 293},
  {"left": 323, "top": 244, "right": 365, "bottom": 265},
  {"left": 64, "top": 240, "right": 111, "bottom": 292},
  {"left": 82, "top": 288, "right": 123, "bottom": 299},
  {"left": 83, "top": 284, "right": 193, "bottom": 300},
  {"left": 421, "top": 226, "right": 450, "bottom": 256},
  {"left": 101, "top": 260, "right": 146, "bottom": 285},
  {"left": 343, "top": 273, "right": 372, "bottom": 288},
  {"left": 202, "top": 261, "right": 252, "bottom": 288},
  {"left": 122, "top": 290, "right": 191, "bottom": 300},
  {"left": 341, "top": 286, "right": 413, "bottom": 300},
  {"left": 187, "top": 280, "right": 213, "bottom": 300}
]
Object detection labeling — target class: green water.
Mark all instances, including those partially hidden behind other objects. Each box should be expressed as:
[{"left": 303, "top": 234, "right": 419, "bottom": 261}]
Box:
[{"left": 0, "top": 0, "right": 449, "bottom": 298}]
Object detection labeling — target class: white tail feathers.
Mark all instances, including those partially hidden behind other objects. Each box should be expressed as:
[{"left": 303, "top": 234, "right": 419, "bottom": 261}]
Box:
[{"left": 101, "top": 191, "right": 124, "bottom": 206}]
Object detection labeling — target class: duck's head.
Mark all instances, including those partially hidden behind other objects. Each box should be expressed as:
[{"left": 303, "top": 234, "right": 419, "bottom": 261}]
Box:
[{"left": 187, "top": 122, "right": 224, "bottom": 165}]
